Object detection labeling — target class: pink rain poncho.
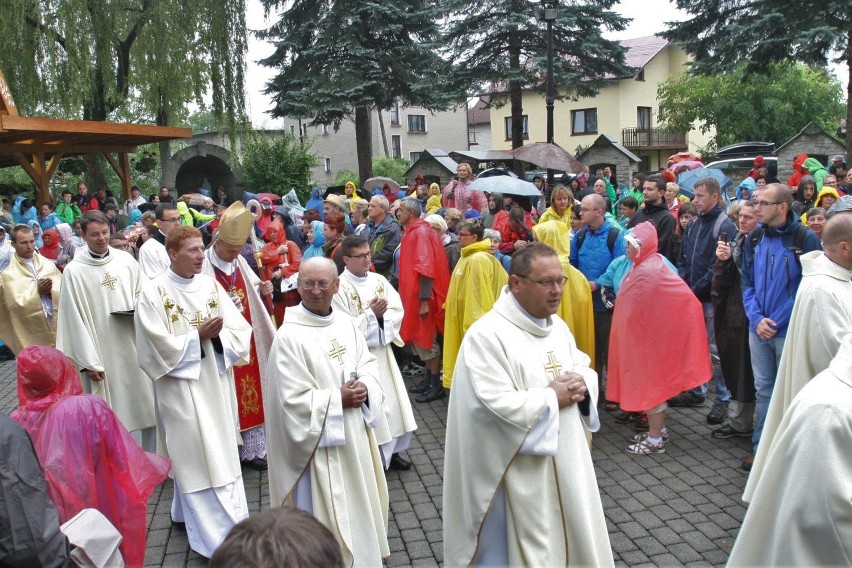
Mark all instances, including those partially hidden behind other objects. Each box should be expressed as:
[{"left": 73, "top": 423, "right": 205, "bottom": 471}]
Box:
[
  {"left": 11, "top": 346, "right": 170, "bottom": 567},
  {"left": 606, "top": 222, "right": 710, "bottom": 411}
]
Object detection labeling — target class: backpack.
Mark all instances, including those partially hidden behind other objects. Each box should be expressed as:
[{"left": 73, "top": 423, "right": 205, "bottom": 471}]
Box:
[
  {"left": 576, "top": 225, "right": 620, "bottom": 254},
  {"left": 748, "top": 224, "right": 810, "bottom": 265}
]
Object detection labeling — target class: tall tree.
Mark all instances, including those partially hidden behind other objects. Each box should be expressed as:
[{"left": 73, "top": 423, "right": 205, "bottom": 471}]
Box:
[
  {"left": 658, "top": 63, "right": 846, "bottom": 151},
  {"left": 257, "top": 0, "right": 463, "bottom": 181},
  {"left": 0, "top": 0, "right": 247, "bottom": 176},
  {"left": 444, "top": 0, "right": 630, "bottom": 168},
  {"left": 661, "top": 0, "right": 852, "bottom": 156}
]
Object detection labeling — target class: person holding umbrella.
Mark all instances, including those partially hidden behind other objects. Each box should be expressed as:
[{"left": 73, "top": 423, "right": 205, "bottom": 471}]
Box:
[{"left": 442, "top": 163, "right": 485, "bottom": 215}]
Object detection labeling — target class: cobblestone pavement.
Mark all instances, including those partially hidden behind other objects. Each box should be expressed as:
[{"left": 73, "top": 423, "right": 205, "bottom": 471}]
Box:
[{"left": 0, "top": 360, "right": 752, "bottom": 567}]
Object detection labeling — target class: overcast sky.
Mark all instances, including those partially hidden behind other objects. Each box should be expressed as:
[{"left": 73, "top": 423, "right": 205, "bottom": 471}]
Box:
[{"left": 242, "top": 0, "right": 849, "bottom": 128}]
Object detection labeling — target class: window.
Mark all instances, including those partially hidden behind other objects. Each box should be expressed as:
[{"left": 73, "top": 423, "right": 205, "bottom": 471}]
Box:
[
  {"left": 289, "top": 125, "right": 296, "bottom": 136},
  {"left": 635, "top": 69, "right": 645, "bottom": 81},
  {"left": 300, "top": 123, "right": 308, "bottom": 137},
  {"left": 324, "top": 157, "right": 331, "bottom": 172},
  {"left": 637, "top": 107, "right": 651, "bottom": 131},
  {"left": 391, "top": 135, "right": 402, "bottom": 159},
  {"left": 571, "top": 109, "right": 597, "bottom": 135},
  {"left": 407, "top": 114, "right": 426, "bottom": 133},
  {"left": 321, "top": 123, "right": 329, "bottom": 135},
  {"left": 390, "top": 101, "right": 400, "bottom": 126},
  {"left": 410, "top": 151, "right": 422, "bottom": 164},
  {"left": 504, "top": 116, "right": 529, "bottom": 140}
]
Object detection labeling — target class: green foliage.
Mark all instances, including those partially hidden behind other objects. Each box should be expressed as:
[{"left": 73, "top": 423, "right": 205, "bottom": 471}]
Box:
[
  {"left": 240, "top": 134, "right": 318, "bottom": 204},
  {"left": 371, "top": 158, "right": 410, "bottom": 185},
  {"left": 574, "top": 144, "right": 590, "bottom": 157},
  {"left": 129, "top": 145, "right": 164, "bottom": 195},
  {"left": 334, "top": 170, "right": 360, "bottom": 188},
  {"left": 660, "top": 0, "right": 851, "bottom": 152},
  {"left": 0, "top": 0, "right": 246, "bottom": 130},
  {"left": 0, "top": 168, "right": 34, "bottom": 198},
  {"left": 183, "top": 107, "right": 223, "bottom": 134},
  {"left": 657, "top": 63, "right": 846, "bottom": 148}
]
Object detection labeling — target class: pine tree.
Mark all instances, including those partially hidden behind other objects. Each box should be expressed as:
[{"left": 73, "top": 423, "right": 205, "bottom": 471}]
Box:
[
  {"left": 443, "top": 0, "right": 631, "bottom": 157},
  {"left": 660, "top": 0, "right": 852, "bottom": 155},
  {"left": 257, "top": 0, "right": 463, "bottom": 181}
]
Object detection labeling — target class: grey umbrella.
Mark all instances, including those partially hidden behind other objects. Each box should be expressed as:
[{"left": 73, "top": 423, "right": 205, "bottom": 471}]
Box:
[{"left": 510, "top": 142, "right": 584, "bottom": 173}]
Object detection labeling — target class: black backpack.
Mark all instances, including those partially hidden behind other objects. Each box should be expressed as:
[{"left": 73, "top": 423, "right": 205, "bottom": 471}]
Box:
[
  {"left": 748, "top": 224, "right": 810, "bottom": 265},
  {"left": 576, "top": 226, "right": 620, "bottom": 254}
]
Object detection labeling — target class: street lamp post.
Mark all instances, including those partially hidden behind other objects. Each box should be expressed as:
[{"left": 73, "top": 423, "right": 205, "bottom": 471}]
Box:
[{"left": 537, "top": 1, "right": 557, "bottom": 203}]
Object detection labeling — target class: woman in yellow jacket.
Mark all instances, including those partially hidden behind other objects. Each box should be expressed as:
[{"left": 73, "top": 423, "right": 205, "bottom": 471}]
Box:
[{"left": 536, "top": 185, "right": 574, "bottom": 225}]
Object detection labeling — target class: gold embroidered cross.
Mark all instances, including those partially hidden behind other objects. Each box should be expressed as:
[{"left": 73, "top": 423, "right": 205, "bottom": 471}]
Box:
[
  {"left": 100, "top": 273, "right": 117, "bottom": 290},
  {"left": 328, "top": 339, "right": 347, "bottom": 364},
  {"left": 188, "top": 311, "right": 205, "bottom": 328},
  {"left": 544, "top": 351, "right": 563, "bottom": 380}
]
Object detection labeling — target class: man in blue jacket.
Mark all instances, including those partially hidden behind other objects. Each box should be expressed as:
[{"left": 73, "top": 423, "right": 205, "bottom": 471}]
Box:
[
  {"left": 674, "top": 178, "right": 738, "bottom": 425},
  {"left": 570, "top": 194, "right": 624, "bottom": 401},
  {"left": 741, "top": 183, "right": 821, "bottom": 471}
]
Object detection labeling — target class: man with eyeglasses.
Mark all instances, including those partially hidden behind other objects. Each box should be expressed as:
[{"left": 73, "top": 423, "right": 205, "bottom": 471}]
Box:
[
  {"left": 740, "top": 183, "right": 821, "bottom": 471},
  {"left": 265, "top": 257, "right": 390, "bottom": 566},
  {"left": 443, "top": 243, "right": 611, "bottom": 567},
  {"left": 332, "top": 235, "right": 417, "bottom": 471},
  {"left": 442, "top": 220, "right": 507, "bottom": 390},
  {"left": 138, "top": 203, "right": 181, "bottom": 278}
]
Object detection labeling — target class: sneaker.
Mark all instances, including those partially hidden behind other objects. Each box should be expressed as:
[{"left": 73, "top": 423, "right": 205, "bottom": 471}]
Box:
[
  {"left": 633, "top": 412, "right": 649, "bottom": 432},
  {"left": 625, "top": 438, "right": 666, "bottom": 455},
  {"left": 667, "top": 391, "right": 706, "bottom": 408},
  {"left": 630, "top": 430, "right": 669, "bottom": 444},
  {"left": 415, "top": 386, "right": 446, "bottom": 403},
  {"left": 741, "top": 454, "right": 755, "bottom": 471},
  {"left": 407, "top": 378, "right": 430, "bottom": 394},
  {"left": 614, "top": 411, "right": 641, "bottom": 424},
  {"left": 706, "top": 401, "right": 729, "bottom": 425},
  {"left": 711, "top": 424, "right": 754, "bottom": 439},
  {"left": 402, "top": 363, "right": 425, "bottom": 378}
]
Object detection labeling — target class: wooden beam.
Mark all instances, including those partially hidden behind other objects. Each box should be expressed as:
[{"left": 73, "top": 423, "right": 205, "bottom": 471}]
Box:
[
  {"left": 11, "top": 152, "right": 38, "bottom": 180},
  {"left": 31, "top": 153, "right": 51, "bottom": 205},
  {"left": 0, "top": 143, "right": 138, "bottom": 154},
  {"left": 1, "top": 114, "right": 191, "bottom": 139},
  {"left": 102, "top": 152, "right": 132, "bottom": 201},
  {"left": 45, "top": 152, "right": 65, "bottom": 180}
]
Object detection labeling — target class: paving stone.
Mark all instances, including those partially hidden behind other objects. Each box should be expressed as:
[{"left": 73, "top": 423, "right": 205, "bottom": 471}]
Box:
[
  {"left": 649, "top": 553, "right": 681, "bottom": 566},
  {"left": 649, "top": 526, "right": 683, "bottom": 546},
  {"left": 708, "top": 511, "right": 741, "bottom": 530},
  {"left": 609, "top": 531, "right": 639, "bottom": 554},
  {"left": 694, "top": 521, "right": 730, "bottom": 540},
  {"left": 395, "top": 512, "right": 420, "bottom": 530},
  {"left": 407, "top": 540, "right": 434, "bottom": 559},
  {"left": 401, "top": 528, "right": 427, "bottom": 543},
  {"left": 414, "top": 502, "right": 440, "bottom": 520},
  {"left": 630, "top": 510, "right": 665, "bottom": 530},
  {"left": 669, "top": 543, "right": 704, "bottom": 564},
  {"left": 682, "top": 530, "right": 719, "bottom": 553},
  {"left": 618, "top": 521, "right": 650, "bottom": 539},
  {"left": 385, "top": 551, "right": 412, "bottom": 567},
  {"left": 632, "top": 535, "right": 667, "bottom": 557},
  {"left": 619, "top": 550, "right": 651, "bottom": 565}
]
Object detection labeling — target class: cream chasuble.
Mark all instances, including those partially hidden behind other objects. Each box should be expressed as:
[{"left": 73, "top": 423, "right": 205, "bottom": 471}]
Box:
[
  {"left": 137, "top": 235, "right": 170, "bottom": 278},
  {"left": 729, "top": 334, "right": 852, "bottom": 566},
  {"left": 744, "top": 251, "right": 852, "bottom": 502},
  {"left": 135, "top": 270, "right": 252, "bottom": 493},
  {"left": 0, "top": 253, "right": 61, "bottom": 354},
  {"left": 333, "top": 268, "right": 417, "bottom": 462},
  {"left": 265, "top": 303, "right": 390, "bottom": 567},
  {"left": 55, "top": 247, "right": 155, "bottom": 433},
  {"left": 443, "top": 288, "right": 613, "bottom": 567}
]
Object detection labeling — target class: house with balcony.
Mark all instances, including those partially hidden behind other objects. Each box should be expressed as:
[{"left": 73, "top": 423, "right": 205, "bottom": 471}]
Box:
[{"left": 487, "top": 36, "right": 713, "bottom": 182}]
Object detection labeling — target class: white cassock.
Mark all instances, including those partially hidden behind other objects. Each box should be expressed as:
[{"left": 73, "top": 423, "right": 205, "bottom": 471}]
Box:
[
  {"left": 744, "top": 251, "right": 852, "bottom": 502},
  {"left": 137, "top": 232, "right": 170, "bottom": 278},
  {"left": 729, "top": 333, "right": 852, "bottom": 566},
  {"left": 265, "top": 303, "right": 390, "bottom": 567},
  {"left": 55, "top": 246, "right": 156, "bottom": 448},
  {"left": 202, "top": 249, "right": 276, "bottom": 461},
  {"left": 134, "top": 269, "right": 252, "bottom": 558},
  {"left": 443, "top": 288, "right": 613, "bottom": 567},
  {"left": 332, "top": 268, "right": 417, "bottom": 466}
]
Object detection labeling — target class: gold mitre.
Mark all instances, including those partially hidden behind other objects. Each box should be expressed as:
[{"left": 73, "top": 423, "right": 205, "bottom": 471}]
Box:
[{"left": 217, "top": 201, "right": 255, "bottom": 245}]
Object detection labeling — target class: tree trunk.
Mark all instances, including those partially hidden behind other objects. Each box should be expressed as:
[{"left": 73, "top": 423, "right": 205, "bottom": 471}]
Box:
[
  {"left": 355, "top": 107, "right": 373, "bottom": 181},
  {"left": 509, "top": 21, "right": 525, "bottom": 177},
  {"left": 378, "top": 108, "right": 389, "bottom": 157},
  {"left": 846, "top": 30, "right": 851, "bottom": 158},
  {"left": 156, "top": 104, "right": 172, "bottom": 177}
]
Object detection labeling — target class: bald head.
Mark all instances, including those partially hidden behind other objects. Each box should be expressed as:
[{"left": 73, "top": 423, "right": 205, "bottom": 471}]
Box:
[
  {"left": 299, "top": 257, "right": 338, "bottom": 280},
  {"left": 822, "top": 213, "right": 852, "bottom": 269},
  {"left": 297, "top": 257, "right": 339, "bottom": 316}
]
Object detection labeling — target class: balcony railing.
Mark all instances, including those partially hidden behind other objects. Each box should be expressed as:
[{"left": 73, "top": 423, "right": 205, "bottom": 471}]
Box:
[{"left": 622, "top": 128, "right": 686, "bottom": 150}]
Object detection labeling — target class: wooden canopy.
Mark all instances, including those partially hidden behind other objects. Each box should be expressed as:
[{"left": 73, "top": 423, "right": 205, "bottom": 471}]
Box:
[{"left": 0, "top": 70, "right": 191, "bottom": 203}]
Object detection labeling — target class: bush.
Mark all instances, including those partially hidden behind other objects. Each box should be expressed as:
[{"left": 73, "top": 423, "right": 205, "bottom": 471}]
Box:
[
  {"left": 334, "top": 169, "right": 360, "bottom": 187},
  {"left": 372, "top": 157, "right": 410, "bottom": 185},
  {"left": 241, "top": 133, "right": 318, "bottom": 203}
]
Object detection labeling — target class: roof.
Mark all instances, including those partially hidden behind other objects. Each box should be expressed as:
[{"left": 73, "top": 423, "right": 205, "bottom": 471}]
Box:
[
  {"left": 577, "top": 134, "right": 641, "bottom": 163},
  {"left": 404, "top": 149, "right": 458, "bottom": 178},
  {"left": 0, "top": 114, "right": 191, "bottom": 169},
  {"left": 468, "top": 99, "right": 491, "bottom": 126},
  {"left": 620, "top": 36, "right": 669, "bottom": 75},
  {"left": 774, "top": 121, "right": 845, "bottom": 154},
  {"left": 449, "top": 150, "right": 514, "bottom": 163}
]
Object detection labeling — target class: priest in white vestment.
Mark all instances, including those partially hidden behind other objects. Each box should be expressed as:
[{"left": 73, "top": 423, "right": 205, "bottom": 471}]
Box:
[
  {"left": 744, "top": 214, "right": 852, "bottom": 502},
  {"left": 729, "top": 332, "right": 852, "bottom": 566},
  {"left": 265, "top": 257, "right": 390, "bottom": 567},
  {"left": 443, "top": 243, "right": 614, "bottom": 567},
  {"left": 135, "top": 226, "right": 253, "bottom": 558},
  {"left": 202, "top": 201, "right": 276, "bottom": 470},
  {"left": 55, "top": 211, "right": 156, "bottom": 450},
  {"left": 137, "top": 203, "right": 181, "bottom": 278},
  {"left": 0, "top": 224, "right": 61, "bottom": 354},
  {"left": 332, "top": 235, "right": 417, "bottom": 471}
]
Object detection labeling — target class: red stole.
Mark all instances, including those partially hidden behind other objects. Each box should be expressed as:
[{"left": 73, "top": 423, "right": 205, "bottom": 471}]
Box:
[{"left": 212, "top": 266, "right": 265, "bottom": 430}]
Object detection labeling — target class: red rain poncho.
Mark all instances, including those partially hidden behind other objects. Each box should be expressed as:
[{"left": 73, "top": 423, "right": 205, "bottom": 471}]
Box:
[
  {"left": 11, "top": 346, "right": 170, "bottom": 567},
  {"left": 398, "top": 218, "right": 450, "bottom": 348},
  {"left": 606, "top": 222, "right": 710, "bottom": 411}
]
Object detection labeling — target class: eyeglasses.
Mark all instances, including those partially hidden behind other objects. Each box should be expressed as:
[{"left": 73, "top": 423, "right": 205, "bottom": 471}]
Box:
[
  {"left": 754, "top": 200, "right": 783, "bottom": 208},
  {"left": 298, "top": 279, "right": 336, "bottom": 291},
  {"left": 344, "top": 252, "right": 371, "bottom": 260},
  {"left": 518, "top": 275, "right": 568, "bottom": 289},
  {"left": 159, "top": 216, "right": 182, "bottom": 223},
  {"left": 458, "top": 232, "right": 474, "bottom": 237}
]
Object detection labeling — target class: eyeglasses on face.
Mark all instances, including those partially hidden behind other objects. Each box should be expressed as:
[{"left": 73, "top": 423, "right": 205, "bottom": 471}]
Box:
[
  {"left": 344, "top": 252, "right": 371, "bottom": 260},
  {"left": 298, "top": 279, "right": 336, "bottom": 291},
  {"left": 754, "top": 200, "right": 782, "bottom": 208},
  {"left": 518, "top": 275, "right": 568, "bottom": 289}
]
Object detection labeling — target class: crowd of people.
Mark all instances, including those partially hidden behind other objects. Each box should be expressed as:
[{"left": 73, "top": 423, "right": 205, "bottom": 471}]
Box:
[{"left": 0, "top": 150, "right": 850, "bottom": 566}]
